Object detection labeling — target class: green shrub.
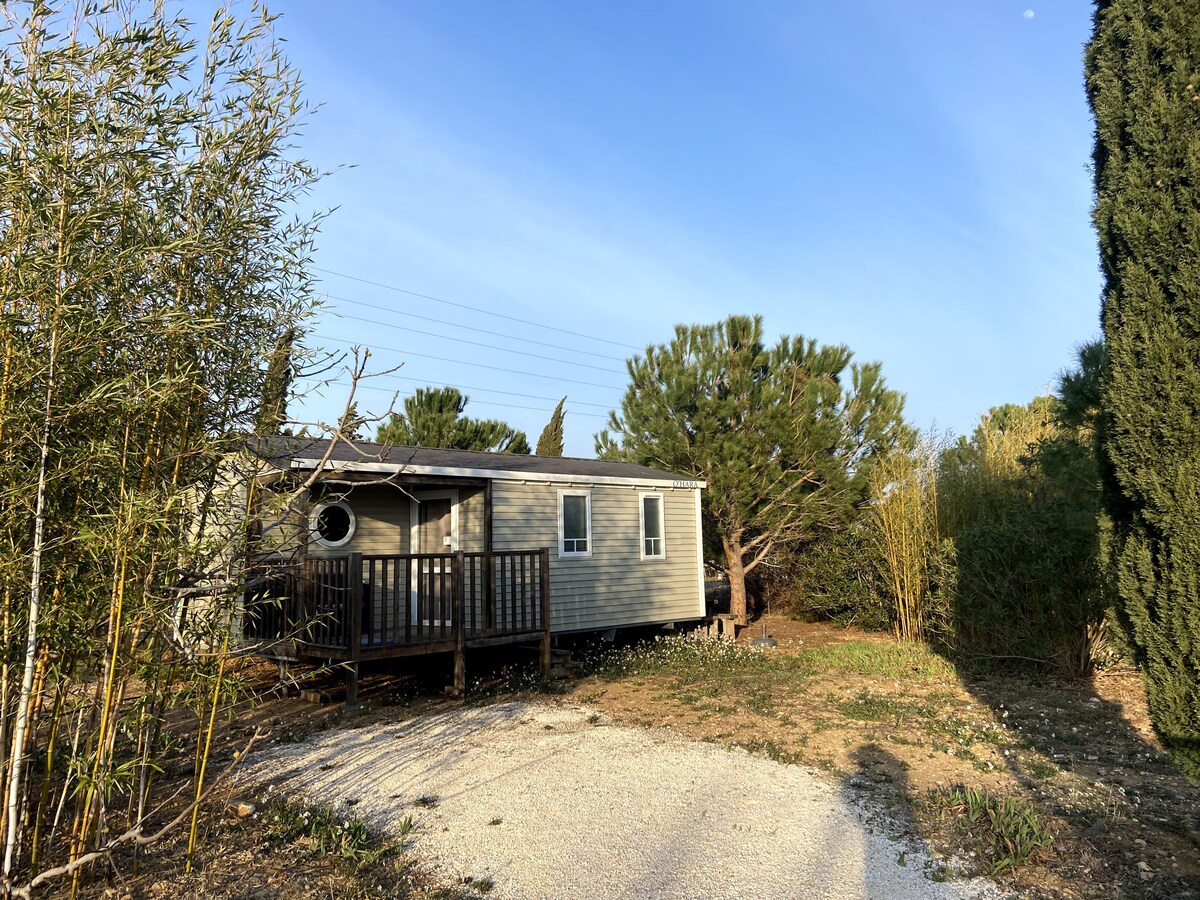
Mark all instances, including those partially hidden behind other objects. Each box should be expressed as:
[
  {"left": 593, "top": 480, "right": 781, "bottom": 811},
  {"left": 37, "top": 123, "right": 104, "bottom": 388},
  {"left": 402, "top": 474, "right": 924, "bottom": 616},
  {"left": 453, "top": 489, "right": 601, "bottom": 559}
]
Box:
[
  {"left": 753, "top": 528, "right": 890, "bottom": 630},
  {"left": 937, "top": 398, "right": 1108, "bottom": 676}
]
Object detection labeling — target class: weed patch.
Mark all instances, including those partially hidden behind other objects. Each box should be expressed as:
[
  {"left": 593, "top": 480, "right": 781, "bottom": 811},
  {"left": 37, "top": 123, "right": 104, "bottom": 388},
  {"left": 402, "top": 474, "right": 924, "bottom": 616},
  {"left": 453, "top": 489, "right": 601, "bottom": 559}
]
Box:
[
  {"left": 927, "top": 785, "right": 1053, "bottom": 875},
  {"left": 261, "top": 799, "right": 386, "bottom": 863},
  {"left": 587, "top": 635, "right": 773, "bottom": 683},
  {"left": 830, "top": 690, "right": 907, "bottom": 721},
  {"left": 735, "top": 738, "right": 803, "bottom": 765}
]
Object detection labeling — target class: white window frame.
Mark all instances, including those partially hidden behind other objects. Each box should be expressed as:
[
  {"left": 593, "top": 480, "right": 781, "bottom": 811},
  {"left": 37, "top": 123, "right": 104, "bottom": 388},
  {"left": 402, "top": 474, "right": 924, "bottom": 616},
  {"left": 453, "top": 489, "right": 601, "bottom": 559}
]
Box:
[
  {"left": 557, "top": 489, "right": 592, "bottom": 559},
  {"left": 639, "top": 492, "right": 666, "bottom": 560},
  {"left": 310, "top": 500, "right": 356, "bottom": 549}
]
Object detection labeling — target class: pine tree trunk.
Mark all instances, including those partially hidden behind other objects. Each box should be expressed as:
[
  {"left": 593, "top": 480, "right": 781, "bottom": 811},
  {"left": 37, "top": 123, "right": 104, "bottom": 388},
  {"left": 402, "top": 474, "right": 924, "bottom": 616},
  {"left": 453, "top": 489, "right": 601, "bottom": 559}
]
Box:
[{"left": 723, "top": 537, "right": 749, "bottom": 626}]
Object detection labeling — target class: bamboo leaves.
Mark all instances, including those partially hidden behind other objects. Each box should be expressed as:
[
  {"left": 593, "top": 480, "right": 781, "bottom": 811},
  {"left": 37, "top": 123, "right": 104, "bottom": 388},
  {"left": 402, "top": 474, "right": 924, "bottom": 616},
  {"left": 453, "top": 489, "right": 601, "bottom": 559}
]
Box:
[{"left": 0, "top": 0, "right": 322, "bottom": 887}]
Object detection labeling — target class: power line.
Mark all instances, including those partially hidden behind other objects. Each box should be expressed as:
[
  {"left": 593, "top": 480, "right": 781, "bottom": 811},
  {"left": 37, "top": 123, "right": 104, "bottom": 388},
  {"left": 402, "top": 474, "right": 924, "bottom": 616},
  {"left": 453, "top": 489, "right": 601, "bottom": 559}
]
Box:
[
  {"left": 329, "top": 310, "right": 625, "bottom": 374},
  {"left": 325, "top": 370, "right": 616, "bottom": 409},
  {"left": 313, "top": 267, "right": 643, "bottom": 352},
  {"left": 315, "top": 333, "right": 625, "bottom": 390},
  {"left": 325, "top": 380, "right": 610, "bottom": 419},
  {"left": 322, "top": 292, "right": 627, "bottom": 363}
]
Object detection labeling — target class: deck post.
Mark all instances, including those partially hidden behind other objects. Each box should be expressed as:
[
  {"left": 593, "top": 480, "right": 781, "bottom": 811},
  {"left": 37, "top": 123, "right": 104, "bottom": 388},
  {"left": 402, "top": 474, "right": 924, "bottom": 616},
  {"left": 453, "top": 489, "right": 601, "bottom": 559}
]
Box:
[
  {"left": 345, "top": 552, "right": 364, "bottom": 713},
  {"left": 538, "top": 547, "right": 552, "bottom": 678},
  {"left": 484, "top": 483, "right": 495, "bottom": 631},
  {"left": 452, "top": 550, "right": 466, "bottom": 696},
  {"left": 295, "top": 485, "right": 312, "bottom": 642}
]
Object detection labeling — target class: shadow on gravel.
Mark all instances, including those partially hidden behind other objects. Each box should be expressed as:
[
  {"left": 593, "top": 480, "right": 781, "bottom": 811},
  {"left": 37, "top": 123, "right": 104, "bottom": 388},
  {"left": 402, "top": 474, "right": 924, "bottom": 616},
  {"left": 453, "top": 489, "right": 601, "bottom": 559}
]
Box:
[
  {"left": 843, "top": 744, "right": 929, "bottom": 891},
  {"left": 248, "top": 700, "right": 550, "bottom": 806}
]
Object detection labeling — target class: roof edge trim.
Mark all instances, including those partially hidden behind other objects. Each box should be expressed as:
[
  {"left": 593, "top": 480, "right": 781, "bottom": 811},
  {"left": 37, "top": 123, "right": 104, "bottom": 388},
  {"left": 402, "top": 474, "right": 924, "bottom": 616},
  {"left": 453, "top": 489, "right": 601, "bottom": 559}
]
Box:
[{"left": 288, "top": 458, "right": 706, "bottom": 490}]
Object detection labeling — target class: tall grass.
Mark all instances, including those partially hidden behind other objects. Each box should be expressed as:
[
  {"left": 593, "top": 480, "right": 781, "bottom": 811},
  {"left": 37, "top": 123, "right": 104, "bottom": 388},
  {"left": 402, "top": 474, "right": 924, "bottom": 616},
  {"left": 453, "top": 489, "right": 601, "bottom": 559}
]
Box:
[{"left": 790, "top": 641, "right": 955, "bottom": 681}]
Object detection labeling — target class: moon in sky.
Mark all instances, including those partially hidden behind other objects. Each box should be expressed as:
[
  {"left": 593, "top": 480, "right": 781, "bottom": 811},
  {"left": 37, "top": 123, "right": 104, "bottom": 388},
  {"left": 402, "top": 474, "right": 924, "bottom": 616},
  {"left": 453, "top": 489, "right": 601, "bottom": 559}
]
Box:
[{"left": 1023, "top": 9, "right": 1035, "bottom": 18}]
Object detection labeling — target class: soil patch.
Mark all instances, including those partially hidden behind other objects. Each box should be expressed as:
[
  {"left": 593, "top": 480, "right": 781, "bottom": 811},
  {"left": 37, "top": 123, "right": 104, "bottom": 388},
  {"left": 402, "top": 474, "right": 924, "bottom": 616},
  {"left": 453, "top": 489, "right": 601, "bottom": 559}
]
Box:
[{"left": 571, "top": 616, "right": 1200, "bottom": 899}]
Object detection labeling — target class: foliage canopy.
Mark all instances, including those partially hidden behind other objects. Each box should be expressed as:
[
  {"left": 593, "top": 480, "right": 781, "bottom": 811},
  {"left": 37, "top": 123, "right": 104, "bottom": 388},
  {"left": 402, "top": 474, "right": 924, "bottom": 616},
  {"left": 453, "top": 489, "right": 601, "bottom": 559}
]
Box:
[
  {"left": 597, "top": 314, "right": 906, "bottom": 623},
  {"left": 377, "top": 386, "right": 530, "bottom": 453},
  {"left": 935, "top": 386, "right": 1108, "bottom": 676}
]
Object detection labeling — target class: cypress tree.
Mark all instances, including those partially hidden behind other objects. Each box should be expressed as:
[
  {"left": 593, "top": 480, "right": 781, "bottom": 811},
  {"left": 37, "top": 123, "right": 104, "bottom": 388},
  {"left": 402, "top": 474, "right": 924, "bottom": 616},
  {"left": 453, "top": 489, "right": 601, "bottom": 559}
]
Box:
[
  {"left": 535, "top": 397, "right": 566, "bottom": 456},
  {"left": 255, "top": 328, "right": 298, "bottom": 435},
  {"left": 1086, "top": 0, "right": 1200, "bottom": 778}
]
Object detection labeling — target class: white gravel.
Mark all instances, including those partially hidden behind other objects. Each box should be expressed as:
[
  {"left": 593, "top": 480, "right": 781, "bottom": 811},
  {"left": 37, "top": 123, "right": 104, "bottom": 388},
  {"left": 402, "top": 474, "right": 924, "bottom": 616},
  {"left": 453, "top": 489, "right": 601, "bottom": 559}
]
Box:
[{"left": 243, "top": 701, "right": 1000, "bottom": 899}]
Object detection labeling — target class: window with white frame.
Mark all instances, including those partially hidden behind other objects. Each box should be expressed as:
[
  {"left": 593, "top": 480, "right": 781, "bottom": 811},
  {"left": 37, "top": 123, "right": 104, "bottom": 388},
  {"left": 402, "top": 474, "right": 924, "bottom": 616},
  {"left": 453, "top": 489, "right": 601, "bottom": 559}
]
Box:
[
  {"left": 640, "top": 493, "right": 665, "bottom": 559},
  {"left": 558, "top": 490, "right": 591, "bottom": 557},
  {"left": 310, "top": 500, "right": 356, "bottom": 549}
]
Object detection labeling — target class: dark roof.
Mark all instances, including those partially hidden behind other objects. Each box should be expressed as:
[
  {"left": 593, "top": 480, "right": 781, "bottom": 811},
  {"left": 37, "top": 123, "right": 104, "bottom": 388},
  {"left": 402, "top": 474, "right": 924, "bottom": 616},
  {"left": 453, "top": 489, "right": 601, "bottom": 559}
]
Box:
[{"left": 251, "top": 435, "right": 696, "bottom": 484}]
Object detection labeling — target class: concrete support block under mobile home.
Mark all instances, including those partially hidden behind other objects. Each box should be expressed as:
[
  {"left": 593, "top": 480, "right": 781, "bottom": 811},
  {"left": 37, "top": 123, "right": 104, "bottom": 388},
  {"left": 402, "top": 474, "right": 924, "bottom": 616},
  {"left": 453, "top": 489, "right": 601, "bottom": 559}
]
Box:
[{"left": 710, "top": 614, "right": 739, "bottom": 640}]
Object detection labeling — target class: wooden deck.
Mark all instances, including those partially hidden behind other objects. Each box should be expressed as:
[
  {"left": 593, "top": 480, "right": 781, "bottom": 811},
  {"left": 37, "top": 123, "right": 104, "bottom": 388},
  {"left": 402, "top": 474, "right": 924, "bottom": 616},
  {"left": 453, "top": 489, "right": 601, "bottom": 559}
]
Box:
[{"left": 242, "top": 549, "right": 551, "bottom": 698}]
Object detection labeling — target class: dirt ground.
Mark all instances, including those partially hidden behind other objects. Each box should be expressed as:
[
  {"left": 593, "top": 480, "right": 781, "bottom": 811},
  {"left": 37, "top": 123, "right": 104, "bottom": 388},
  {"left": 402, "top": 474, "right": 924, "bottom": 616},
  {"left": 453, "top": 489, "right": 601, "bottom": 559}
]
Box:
[
  {"left": 65, "top": 668, "right": 487, "bottom": 900},
  {"left": 570, "top": 617, "right": 1200, "bottom": 900},
  {"left": 63, "top": 619, "right": 1200, "bottom": 899}
]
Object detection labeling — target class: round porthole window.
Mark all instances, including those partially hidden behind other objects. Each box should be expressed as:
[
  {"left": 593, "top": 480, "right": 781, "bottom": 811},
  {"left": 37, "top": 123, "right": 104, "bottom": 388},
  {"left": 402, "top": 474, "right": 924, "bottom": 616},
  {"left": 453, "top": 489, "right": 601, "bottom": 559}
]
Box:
[{"left": 310, "top": 501, "right": 355, "bottom": 549}]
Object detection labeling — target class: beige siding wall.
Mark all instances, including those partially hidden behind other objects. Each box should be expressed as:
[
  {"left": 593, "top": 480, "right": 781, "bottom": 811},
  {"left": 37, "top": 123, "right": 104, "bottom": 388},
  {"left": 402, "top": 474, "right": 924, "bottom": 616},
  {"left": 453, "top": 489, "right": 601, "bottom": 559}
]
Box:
[
  {"left": 305, "top": 485, "right": 487, "bottom": 557},
  {"left": 457, "top": 487, "right": 486, "bottom": 553},
  {"left": 491, "top": 481, "right": 703, "bottom": 632},
  {"left": 307, "top": 485, "right": 411, "bottom": 557}
]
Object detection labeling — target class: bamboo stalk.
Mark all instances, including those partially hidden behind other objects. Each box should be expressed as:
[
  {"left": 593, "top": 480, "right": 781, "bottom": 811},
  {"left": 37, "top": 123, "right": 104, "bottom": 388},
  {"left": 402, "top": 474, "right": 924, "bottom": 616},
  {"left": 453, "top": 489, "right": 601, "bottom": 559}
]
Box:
[{"left": 185, "top": 630, "right": 229, "bottom": 872}]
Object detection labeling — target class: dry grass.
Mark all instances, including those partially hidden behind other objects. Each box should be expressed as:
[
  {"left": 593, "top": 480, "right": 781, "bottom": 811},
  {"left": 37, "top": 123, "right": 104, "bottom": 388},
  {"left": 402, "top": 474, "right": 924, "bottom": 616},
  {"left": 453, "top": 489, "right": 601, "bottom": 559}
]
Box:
[
  {"left": 63, "top": 628, "right": 1200, "bottom": 900},
  {"left": 574, "top": 617, "right": 1200, "bottom": 899}
]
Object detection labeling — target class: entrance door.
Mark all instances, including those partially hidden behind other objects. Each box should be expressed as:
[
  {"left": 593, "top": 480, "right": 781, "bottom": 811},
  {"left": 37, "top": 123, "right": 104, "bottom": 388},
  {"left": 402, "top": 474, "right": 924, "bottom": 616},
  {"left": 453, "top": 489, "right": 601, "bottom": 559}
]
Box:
[{"left": 410, "top": 491, "right": 458, "bottom": 626}]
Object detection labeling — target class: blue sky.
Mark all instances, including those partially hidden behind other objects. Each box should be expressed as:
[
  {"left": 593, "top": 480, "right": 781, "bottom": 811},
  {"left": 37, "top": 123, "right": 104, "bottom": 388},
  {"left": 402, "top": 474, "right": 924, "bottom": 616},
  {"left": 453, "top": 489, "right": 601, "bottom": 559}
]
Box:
[{"left": 262, "top": 1, "right": 1099, "bottom": 457}]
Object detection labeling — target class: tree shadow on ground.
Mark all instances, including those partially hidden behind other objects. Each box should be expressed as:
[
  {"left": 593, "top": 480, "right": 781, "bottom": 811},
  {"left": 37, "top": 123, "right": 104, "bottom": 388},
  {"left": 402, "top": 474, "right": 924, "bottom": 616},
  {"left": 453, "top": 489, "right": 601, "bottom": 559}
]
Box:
[
  {"left": 955, "top": 666, "right": 1200, "bottom": 898},
  {"left": 841, "top": 744, "right": 957, "bottom": 888}
]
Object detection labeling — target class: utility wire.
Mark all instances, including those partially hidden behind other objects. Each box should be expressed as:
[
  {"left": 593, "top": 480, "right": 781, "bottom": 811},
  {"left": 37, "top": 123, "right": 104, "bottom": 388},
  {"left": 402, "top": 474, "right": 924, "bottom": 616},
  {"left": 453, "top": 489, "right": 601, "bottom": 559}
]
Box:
[
  {"left": 326, "top": 370, "right": 616, "bottom": 409},
  {"left": 326, "top": 380, "right": 610, "bottom": 419},
  {"left": 322, "top": 292, "right": 627, "bottom": 363},
  {"left": 313, "top": 266, "right": 643, "bottom": 352},
  {"left": 315, "top": 333, "right": 625, "bottom": 390},
  {"left": 329, "top": 310, "right": 624, "bottom": 374}
]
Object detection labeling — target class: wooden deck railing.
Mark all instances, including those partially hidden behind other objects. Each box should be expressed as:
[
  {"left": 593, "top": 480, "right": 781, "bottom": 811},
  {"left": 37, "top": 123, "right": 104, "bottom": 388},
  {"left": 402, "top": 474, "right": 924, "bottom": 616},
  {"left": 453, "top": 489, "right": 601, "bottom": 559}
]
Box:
[{"left": 242, "top": 549, "right": 551, "bottom": 660}]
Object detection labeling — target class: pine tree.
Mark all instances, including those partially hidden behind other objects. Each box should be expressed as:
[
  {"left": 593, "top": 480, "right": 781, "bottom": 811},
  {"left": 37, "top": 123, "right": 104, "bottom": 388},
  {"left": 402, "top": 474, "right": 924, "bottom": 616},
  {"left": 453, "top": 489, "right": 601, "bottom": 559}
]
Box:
[
  {"left": 535, "top": 398, "right": 566, "bottom": 456},
  {"left": 597, "top": 315, "right": 905, "bottom": 624},
  {"left": 377, "top": 386, "right": 529, "bottom": 453},
  {"left": 500, "top": 430, "right": 532, "bottom": 454},
  {"left": 1087, "top": 0, "right": 1200, "bottom": 778}
]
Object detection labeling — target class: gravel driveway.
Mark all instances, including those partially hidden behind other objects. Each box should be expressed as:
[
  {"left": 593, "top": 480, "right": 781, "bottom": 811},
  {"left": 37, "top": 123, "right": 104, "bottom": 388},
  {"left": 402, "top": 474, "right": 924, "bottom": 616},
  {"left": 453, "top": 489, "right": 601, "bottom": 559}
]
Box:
[{"left": 244, "top": 701, "right": 999, "bottom": 899}]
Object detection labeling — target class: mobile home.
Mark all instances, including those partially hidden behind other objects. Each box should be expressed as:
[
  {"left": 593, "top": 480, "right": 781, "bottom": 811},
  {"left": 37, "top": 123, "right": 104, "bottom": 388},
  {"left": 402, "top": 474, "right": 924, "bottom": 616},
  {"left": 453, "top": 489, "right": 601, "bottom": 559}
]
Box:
[{"left": 239, "top": 437, "right": 706, "bottom": 698}]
